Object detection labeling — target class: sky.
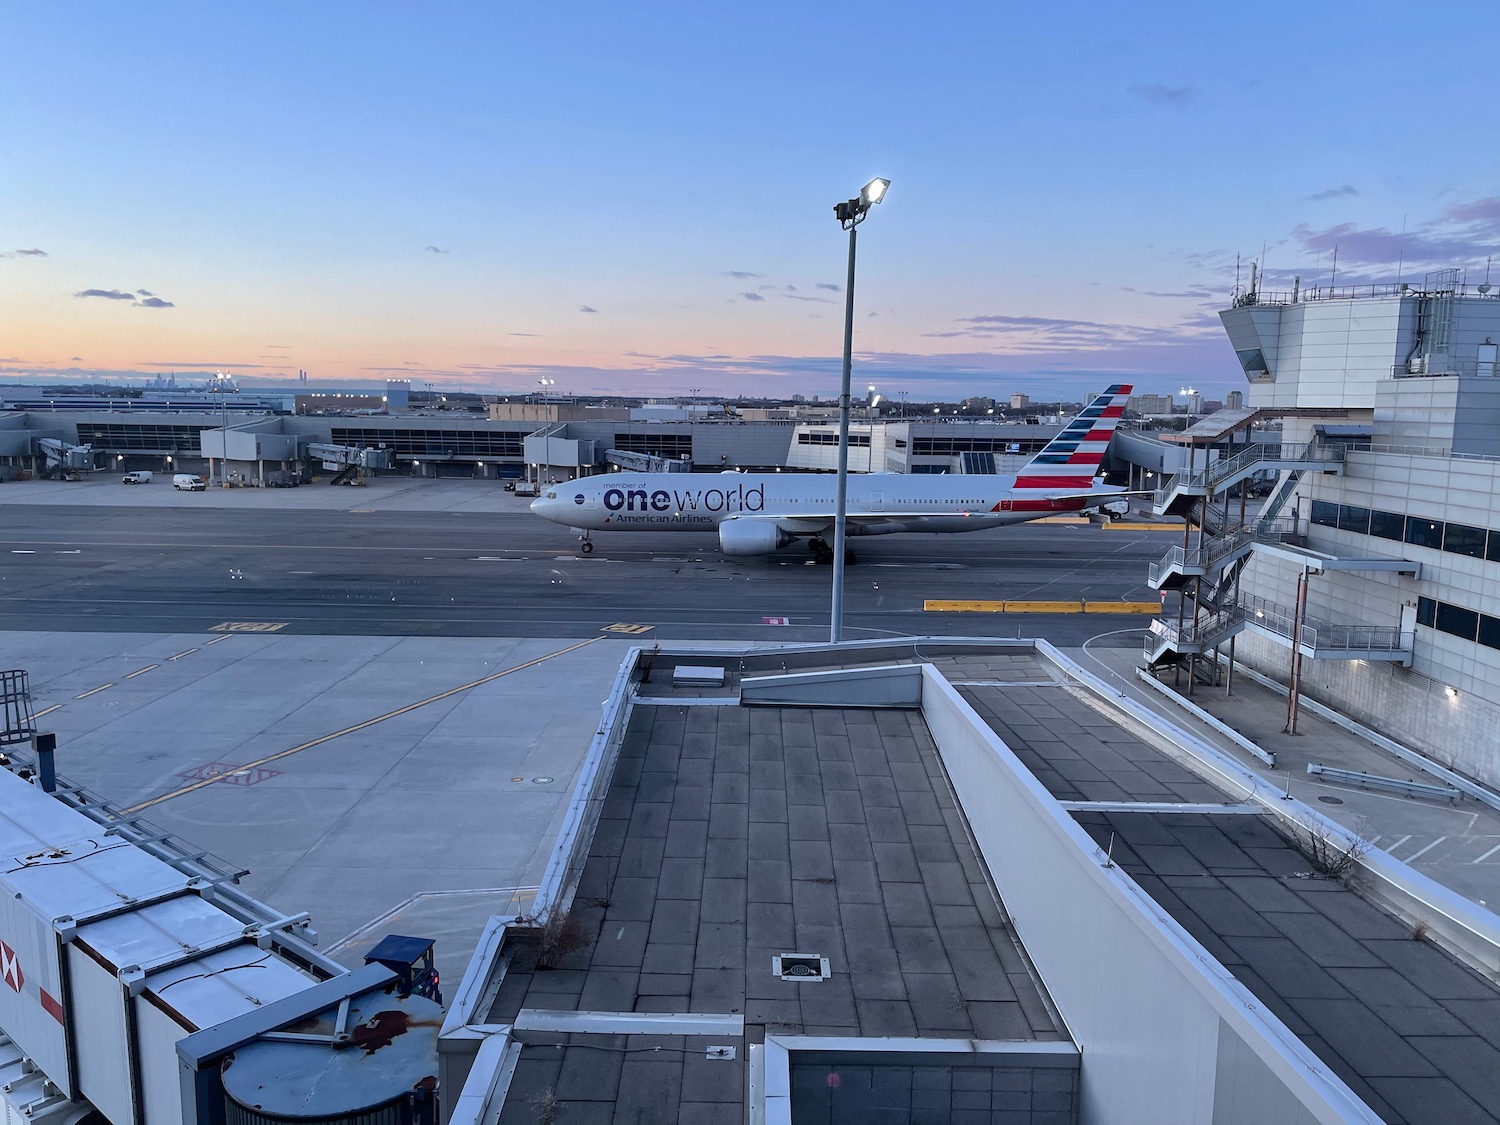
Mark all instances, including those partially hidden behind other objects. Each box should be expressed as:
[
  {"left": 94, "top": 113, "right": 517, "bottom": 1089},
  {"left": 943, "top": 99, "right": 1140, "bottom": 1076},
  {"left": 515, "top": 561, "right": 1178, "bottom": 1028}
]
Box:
[{"left": 4, "top": 1, "right": 1500, "bottom": 402}]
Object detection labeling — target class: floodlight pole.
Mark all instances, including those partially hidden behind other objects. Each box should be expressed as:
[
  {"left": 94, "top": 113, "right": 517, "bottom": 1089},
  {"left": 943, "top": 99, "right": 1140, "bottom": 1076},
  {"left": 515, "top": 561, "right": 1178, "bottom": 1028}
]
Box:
[
  {"left": 830, "top": 221, "right": 859, "bottom": 643},
  {"left": 828, "top": 178, "right": 887, "bottom": 643}
]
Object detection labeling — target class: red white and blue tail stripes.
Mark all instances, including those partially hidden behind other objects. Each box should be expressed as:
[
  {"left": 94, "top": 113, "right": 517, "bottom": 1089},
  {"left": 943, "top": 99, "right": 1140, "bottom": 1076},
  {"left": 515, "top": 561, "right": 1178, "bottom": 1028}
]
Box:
[{"left": 1012, "top": 384, "right": 1132, "bottom": 489}]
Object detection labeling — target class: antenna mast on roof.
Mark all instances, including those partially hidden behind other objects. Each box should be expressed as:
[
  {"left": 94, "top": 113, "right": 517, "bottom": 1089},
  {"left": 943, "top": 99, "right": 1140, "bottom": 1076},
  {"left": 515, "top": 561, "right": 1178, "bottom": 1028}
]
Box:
[
  {"left": 1396, "top": 214, "right": 1407, "bottom": 288},
  {"left": 1330, "top": 245, "right": 1339, "bottom": 288}
]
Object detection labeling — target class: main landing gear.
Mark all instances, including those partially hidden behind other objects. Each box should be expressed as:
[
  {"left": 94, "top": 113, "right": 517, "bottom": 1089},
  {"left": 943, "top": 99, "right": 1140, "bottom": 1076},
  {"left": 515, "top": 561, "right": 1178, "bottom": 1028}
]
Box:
[{"left": 807, "top": 537, "right": 855, "bottom": 566}]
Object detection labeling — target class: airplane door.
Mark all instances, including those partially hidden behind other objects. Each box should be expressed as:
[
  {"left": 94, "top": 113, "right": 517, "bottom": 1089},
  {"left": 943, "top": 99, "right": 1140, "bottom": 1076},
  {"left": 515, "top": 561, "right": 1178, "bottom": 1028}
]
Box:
[
  {"left": 584, "top": 491, "right": 599, "bottom": 510},
  {"left": 870, "top": 491, "right": 884, "bottom": 511}
]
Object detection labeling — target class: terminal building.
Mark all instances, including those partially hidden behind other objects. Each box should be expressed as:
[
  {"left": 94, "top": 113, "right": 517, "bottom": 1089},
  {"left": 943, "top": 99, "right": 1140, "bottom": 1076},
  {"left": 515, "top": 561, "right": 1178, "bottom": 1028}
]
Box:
[
  {"left": 1141, "top": 269, "right": 1500, "bottom": 793},
  {"left": 0, "top": 403, "right": 1078, "bottom": 484}
]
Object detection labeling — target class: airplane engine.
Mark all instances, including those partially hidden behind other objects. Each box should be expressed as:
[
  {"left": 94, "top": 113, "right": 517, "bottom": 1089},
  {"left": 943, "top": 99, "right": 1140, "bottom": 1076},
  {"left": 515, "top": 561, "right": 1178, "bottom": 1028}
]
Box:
[{"left": 718, "top": 519, "right": 793, "bottom": 556}]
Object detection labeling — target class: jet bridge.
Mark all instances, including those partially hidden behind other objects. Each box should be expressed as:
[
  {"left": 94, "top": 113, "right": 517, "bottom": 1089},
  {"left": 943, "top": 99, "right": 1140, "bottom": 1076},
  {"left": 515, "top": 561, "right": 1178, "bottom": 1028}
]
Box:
[
  {"left": 35, "top": 438, "right": 92, "bottom": 480},
  {"left": 306, "top": 442, "right": 394, "bottom": 485}
]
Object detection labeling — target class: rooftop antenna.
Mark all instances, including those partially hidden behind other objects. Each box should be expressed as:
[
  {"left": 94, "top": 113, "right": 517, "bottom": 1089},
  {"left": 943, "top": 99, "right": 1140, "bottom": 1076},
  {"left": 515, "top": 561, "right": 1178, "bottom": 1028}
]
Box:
[
  {"left": 1396, "top": 214, "right": 1407, "bottom": 288},
  {"left": 1330, "top": 245, "right": 1339, "bottom": 288},
  {"left": 1481, "top": 256, "right": 1493, "bottom": 296},
  {"left": 1234, "top": 253, "right": 1241, "bottom": 296}
]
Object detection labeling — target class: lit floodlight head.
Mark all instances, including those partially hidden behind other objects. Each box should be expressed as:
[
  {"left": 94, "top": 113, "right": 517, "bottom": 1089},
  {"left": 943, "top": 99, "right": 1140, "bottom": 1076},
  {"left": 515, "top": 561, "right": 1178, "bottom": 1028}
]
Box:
[
  {"left": 870, "top": 394, "right": 882, "bottom": 407},
  {"left": 861, "top": 178, "right": 890, "bottom": 205}
]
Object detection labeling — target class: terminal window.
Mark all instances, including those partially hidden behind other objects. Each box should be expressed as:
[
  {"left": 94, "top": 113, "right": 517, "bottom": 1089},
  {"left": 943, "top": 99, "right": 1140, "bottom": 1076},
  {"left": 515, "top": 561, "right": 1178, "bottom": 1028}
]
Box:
[
  {"left": 796, "top": 432, "right": 871, "bottom": 447},
  {"left": 612, "top": 433, "right": 693, "bottom": 458},
  {"left": 331, "top": 427, "right": 523, "bottom": 458},
  {"left": 1417, "top": 595, "right": 1500, "bottom": 651},
  {"left": 76, "top": 422, "right": 213, "bottom": 451}
]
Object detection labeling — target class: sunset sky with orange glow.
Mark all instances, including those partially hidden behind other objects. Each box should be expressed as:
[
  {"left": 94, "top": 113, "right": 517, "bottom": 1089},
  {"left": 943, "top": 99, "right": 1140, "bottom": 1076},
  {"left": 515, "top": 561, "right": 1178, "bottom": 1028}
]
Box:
[{"left": 4, "top": 2, "right": 1498, "bottom": 401}]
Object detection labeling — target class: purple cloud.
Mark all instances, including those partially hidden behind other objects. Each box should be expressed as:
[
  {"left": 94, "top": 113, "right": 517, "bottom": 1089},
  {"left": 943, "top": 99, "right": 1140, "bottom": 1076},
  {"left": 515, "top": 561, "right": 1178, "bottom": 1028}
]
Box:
[
  {"left": 134, "top": 296, "right": 175, "bottom": 308},
  {"left": 579, "top": 305, "right": 598, "bottom": 314},
  {"left": 724, "top": 270, "right": 762, "bottom": 279},
  {"left": 75, "top": 288, "right": 134, "bottom": 300},
  {"left": 740, "top": 292, "right": 765, "bottom": 302},
  {"left": 1293, "top": 196, "right": 1500, "bottom": 269},
  {"left": 1129, "top": 83, "right": 1195, "bottom": 106},
  {"left": 1305, "top": 185, "right": 1359, "bottom": 202}
]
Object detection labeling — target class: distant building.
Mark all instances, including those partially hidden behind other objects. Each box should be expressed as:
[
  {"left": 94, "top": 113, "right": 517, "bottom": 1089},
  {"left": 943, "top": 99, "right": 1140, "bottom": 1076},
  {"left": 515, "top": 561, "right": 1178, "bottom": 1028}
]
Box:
[
  {"left": 1128, "top": 392, "right": 1174, "bottom": 415},
  {"left": 1226, "top": 390, "right": 1244, "bottom": 409},
  {"left": 1202, "top": 399, "right": 1224, "bottom": 413},
  {"left": 962, "top": 396, "right": 996, "bottom": 412},
  {"left": 386, "top": 379, "right": 410, "bottom": 412},
  {"left": 1010, "top": 392, "right": 1030, "bottom": 410}
]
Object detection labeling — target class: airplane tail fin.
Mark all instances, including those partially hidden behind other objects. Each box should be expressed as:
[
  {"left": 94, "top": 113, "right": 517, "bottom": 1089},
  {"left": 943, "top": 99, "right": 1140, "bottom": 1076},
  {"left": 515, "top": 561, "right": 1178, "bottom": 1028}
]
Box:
[{"left": 1014, "top": 384, "right": 1133, "bottom": 488}]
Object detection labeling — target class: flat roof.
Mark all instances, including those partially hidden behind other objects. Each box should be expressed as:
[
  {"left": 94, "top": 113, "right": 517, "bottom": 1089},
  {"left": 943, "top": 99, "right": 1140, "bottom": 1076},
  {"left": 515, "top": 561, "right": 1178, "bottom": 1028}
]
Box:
[
  {"left": 960, "top": 665, "right": 1500, "bottom": 1125},
  {"left": 489, "top": 701, "right": 1065, "bottom": 1122}
]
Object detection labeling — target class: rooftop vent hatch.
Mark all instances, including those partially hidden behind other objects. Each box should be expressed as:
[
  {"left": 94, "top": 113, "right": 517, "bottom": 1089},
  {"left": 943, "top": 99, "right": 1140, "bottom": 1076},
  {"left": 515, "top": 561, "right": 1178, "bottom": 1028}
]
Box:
[{"left": 773, "top": 953, "right": 830, "bottom": 982}]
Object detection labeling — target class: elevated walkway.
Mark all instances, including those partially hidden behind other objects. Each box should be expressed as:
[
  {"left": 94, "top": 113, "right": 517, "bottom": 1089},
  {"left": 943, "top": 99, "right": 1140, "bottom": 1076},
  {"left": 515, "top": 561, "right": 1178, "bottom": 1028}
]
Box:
[{"left": 1241, "top": 593, "right": 1413, "bottom": 664}]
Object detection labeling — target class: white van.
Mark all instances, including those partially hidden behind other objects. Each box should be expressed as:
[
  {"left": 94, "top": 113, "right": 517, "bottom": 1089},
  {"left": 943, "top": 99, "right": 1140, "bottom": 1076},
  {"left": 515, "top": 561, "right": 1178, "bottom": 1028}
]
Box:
[
  {"left": 121, "top": 471, "right": 154, "bottom": 484},
  {"left": 173, "top": 474, "right": 207, "bottom": 491}
]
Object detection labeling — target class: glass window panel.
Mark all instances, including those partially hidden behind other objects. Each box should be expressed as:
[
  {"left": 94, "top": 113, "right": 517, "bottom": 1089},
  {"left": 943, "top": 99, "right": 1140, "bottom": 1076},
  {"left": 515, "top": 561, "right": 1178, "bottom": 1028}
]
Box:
[
  {"left": 1436, "top": 602, "right": 1480, "bottom": 641},
  {"left": 1479, "top": 615, "right": 1500, "bottom": 651},
  {"left": 1417, "top": 597, "right": 1436, "bottom": 628},
  {"left": 1444, "top": 523, "right": 1486, "bottom": 558},
  {"left": 1310, "top": 500, "right": 1339, "bottom": 528},
  {"left": 1488, "top": 530, "right": 1500, "bottom": 563},
  {"left": 1337, "top": 505, "right": 1371, "bottom": 534},
  {"left": 1369, "top": 510, "right": 1405, "bottom": 541},
  {"left": 1405, "top": 517, "right": 1444, "bottom": 549}
]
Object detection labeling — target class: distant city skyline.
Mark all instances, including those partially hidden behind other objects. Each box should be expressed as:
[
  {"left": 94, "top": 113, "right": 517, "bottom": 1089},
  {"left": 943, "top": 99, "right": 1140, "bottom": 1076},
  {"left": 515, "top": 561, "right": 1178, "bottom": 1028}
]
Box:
[{"left": 4, "top": 3, "right": 1498, "bottom": 399}]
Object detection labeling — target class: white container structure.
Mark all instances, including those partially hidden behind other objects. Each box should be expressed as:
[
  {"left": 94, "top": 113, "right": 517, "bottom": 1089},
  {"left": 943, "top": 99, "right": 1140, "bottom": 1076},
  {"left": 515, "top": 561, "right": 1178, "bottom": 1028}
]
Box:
[{"left": 0, "top": 768, "right": 319, "bottom": 1125}]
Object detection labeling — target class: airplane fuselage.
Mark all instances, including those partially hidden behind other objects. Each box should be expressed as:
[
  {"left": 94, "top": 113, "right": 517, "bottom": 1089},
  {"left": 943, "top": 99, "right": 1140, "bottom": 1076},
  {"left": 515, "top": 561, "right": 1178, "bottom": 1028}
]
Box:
[{"left": 530, "top": 471, "right": 1113, "bottom": 537}]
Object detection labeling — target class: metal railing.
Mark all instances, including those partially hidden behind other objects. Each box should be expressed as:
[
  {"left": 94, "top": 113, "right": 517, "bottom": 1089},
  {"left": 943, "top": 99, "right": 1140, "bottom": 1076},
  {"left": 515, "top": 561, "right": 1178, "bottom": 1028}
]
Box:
[
  {"left": 1147, "top": 518, "right": 1301, "bottom": 587},
  {"left": 1231, "top": 280, "right": 1495, "bottom": 307},
  {"left": 1239, "top": 593, "right": 1411, "bottom": 655},
  {"left": 1154, "top": 442, "right": 1343, "bottom": 508},
  {"left": 1145, "top": 608, "right": 1247, "bottom": 659},
  {"left": 1392, "top": 355, "right": 1498, "bottom": 379}
]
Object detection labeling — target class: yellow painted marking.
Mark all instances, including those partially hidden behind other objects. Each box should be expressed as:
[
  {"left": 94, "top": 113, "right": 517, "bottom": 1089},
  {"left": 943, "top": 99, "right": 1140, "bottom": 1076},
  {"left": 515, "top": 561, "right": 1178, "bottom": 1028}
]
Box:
[
  {"left": 1083, "top": 601, "right": 1164, "bottom": 615},
  {"left": 1003, "top": 601, "right": 1085, "bottom": 614},
  {"left": 1103, "top": 522, "right": 1178, "bottom": 531},
  {"left": 923, "top": 599, "right": 1087, "bottom": 614},
  {"left": 203, "top": 635, "right": 232, "bottom": 645},
  {"left": 168, "top": 648, "right": 199, "bottom": 661},
  {"left": 1036, "top": 516, "right": 1092, "bottom": 524},
  {"left": 925, "top": 600, "right": 1007, "bottom": 613},
  {"left": 348, "top": 508, "right": 375, "bottom": 513},
  {"left": 602, "top": 623, "right": 655, "bottom": 635},
  {"left": 124, "top": 664, "right": 159, "bottom": 679},
  {"left": 209, "top": 622, "right": 288, "bottom": 633},
  {"left": 123, "top": 637, "right": 602, "bottom": 814},
  {"left": 75, "top": 684, "right": 114, "bottom": 699},
  {"left": 33, "top": 705, "right": 62, "bottom": 719}
]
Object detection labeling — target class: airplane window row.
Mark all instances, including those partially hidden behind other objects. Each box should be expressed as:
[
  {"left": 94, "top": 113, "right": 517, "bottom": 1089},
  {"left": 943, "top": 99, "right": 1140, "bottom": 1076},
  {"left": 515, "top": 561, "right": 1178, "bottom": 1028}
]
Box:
[{"left": 1310, "top": 501, "right": 1500, "bottom": 562}]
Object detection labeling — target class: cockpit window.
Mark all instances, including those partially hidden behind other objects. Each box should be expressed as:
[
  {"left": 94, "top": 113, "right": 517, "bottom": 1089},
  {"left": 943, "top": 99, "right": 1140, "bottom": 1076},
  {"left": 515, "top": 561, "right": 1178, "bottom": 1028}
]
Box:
[{"left": 546, "top": 491, "right": 557, "bottom": 499}]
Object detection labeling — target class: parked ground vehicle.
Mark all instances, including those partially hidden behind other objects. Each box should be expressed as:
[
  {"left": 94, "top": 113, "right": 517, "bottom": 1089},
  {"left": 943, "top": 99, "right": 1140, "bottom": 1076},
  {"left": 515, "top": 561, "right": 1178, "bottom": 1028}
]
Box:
[
  {"left": 121, "top": 471, "right": 154, "bottom": 484},
  {"left": 173, "top": 474, "right": 207, "bottom": 491}
]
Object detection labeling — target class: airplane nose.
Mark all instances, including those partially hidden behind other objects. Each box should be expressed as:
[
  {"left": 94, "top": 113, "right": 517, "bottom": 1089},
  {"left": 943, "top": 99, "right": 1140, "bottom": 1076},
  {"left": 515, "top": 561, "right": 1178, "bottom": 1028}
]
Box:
[{"left": 529, "top": 496, "right": 546, "bottom": 515}]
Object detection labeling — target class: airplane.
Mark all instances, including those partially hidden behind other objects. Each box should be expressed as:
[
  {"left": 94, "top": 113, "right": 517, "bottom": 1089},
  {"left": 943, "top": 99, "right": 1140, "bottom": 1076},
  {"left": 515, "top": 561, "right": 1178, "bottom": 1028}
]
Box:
[{"left": 529, "top": 384, "right": 1135, "bottom": 562}]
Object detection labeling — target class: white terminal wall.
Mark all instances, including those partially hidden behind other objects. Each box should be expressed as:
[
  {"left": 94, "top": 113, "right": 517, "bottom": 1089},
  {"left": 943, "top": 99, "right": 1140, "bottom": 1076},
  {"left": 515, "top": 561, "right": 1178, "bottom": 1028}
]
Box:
[
  {"left": 918, "top": 667, "right": 1374, "bottom": 1125},
  {"left": 1236, "top": 447, "right": 1500, "bottom": 787}
]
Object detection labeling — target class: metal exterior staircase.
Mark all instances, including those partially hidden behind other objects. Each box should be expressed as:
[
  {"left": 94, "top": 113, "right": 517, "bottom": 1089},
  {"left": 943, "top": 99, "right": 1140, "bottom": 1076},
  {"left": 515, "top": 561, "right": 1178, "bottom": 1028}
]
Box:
[
  {"left": 1145, "top": 609, "right": 1247, "bottom": 668},
  {"left": 1153, "top": 441, "right": 1344, "bottom": 517}
]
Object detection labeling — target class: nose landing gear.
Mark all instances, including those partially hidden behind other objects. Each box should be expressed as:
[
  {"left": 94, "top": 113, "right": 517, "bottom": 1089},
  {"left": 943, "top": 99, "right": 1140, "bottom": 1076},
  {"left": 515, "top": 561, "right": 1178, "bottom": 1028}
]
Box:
[{"left": 579, "top": 533, "right": 594, "bottom": 554}]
